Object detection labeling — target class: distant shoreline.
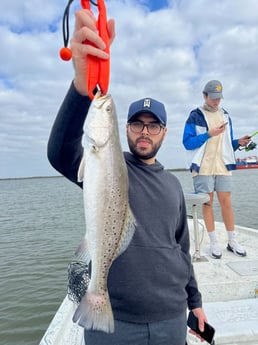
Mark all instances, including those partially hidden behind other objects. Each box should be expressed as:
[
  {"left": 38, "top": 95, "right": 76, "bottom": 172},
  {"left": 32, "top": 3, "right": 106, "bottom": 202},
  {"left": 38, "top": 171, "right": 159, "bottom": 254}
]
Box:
[
  {"left": 0, "top": 169, "right": 189, "bottom": 181},
  {"left": 0, "top": 175, "right": 63, "bottom": 181}
]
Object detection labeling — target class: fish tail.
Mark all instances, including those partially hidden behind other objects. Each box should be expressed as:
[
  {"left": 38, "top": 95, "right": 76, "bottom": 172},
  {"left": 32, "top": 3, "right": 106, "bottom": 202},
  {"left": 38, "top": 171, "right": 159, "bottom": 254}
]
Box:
[{"left": 72, "top": 291, "right": 114, "bottom": 333}]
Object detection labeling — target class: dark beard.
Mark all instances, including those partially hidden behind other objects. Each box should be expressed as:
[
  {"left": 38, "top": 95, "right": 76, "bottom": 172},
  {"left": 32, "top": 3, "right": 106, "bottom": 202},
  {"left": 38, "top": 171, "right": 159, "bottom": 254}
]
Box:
[{"left": 127, "top": 136, "right": 162, "bottom": 161}]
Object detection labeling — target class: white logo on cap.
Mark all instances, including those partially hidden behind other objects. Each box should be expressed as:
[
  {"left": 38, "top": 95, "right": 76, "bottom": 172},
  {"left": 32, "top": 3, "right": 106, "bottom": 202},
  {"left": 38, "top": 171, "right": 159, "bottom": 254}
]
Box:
[{"left": 143, "top": 99, "right": 151, "bottom": 108}]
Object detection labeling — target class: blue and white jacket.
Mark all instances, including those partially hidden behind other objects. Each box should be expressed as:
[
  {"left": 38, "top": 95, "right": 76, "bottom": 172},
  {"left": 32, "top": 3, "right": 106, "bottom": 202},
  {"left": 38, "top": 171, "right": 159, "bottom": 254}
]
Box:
[{"left": 182, "top": 107, "right": 239, "bottom": 173}]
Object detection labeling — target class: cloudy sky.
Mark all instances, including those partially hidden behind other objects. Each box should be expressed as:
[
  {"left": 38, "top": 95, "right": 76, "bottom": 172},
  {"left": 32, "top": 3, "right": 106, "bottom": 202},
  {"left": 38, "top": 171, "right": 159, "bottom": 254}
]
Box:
[{"left": 1, "top": 0, "right": 258, "bottom": 178}]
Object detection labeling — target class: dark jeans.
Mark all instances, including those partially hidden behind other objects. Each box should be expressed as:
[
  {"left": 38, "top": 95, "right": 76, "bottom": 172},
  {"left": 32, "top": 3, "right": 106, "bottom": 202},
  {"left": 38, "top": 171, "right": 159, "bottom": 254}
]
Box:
[{"left": 84, "top": 312, "right": 187, "bottom": 345}]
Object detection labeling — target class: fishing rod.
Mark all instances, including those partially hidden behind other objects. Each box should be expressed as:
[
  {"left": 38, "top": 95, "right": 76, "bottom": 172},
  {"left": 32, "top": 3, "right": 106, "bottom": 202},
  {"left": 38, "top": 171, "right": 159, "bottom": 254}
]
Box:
[{"left": 250, "top": 131, "right": 258, "bottom": 138}]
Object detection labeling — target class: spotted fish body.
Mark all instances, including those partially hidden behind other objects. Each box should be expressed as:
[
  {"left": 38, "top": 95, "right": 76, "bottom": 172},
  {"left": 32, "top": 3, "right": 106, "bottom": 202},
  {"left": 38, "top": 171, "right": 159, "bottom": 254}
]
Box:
[{"left": 72, "top": 92, "right": 136, "bottom": 333}]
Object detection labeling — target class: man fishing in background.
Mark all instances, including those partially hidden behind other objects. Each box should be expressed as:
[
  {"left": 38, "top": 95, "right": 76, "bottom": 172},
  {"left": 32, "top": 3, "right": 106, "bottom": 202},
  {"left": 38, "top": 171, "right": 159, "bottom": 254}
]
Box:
[
  {"left": 47, "top": 7, "right": 207, "bottom": 345},
  {"left": 182, "top": 80, "right": 251, "bottom": 259}
]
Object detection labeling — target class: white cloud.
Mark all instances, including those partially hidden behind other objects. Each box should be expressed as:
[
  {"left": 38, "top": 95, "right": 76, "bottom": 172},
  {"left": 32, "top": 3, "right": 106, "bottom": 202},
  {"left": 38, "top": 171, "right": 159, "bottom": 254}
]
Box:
[{"left": 1, "top": 0, "right": 258, "bottom": 178}]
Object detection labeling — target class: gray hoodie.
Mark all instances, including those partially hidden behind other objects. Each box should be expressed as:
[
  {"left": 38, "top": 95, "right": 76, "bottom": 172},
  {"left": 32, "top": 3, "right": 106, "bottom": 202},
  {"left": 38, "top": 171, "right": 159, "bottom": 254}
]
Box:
[{"left": 47, "top": 82, "right": 202, "bottom": 323}]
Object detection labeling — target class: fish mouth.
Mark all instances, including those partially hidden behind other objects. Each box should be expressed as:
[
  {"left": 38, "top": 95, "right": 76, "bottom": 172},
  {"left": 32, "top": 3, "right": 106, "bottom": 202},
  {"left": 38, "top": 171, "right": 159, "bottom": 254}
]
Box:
[{"left": 95, "top": 92, "right": 112, "bottom": 108}]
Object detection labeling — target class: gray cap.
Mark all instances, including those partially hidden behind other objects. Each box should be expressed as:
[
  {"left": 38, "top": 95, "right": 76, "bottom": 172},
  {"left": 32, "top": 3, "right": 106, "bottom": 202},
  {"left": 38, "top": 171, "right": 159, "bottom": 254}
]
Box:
[{"left": 203, "top": 80, "right": 223, "bottom": 99}]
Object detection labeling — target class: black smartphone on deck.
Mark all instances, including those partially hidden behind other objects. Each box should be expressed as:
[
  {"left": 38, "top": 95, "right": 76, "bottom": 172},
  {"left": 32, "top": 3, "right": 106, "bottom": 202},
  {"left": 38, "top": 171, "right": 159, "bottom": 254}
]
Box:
[
  {"left": 219, "top": 122, "right": 228, "bottom": 128},
  {"left": 187, "top": 311, "right": 215, "bottom": 344}
]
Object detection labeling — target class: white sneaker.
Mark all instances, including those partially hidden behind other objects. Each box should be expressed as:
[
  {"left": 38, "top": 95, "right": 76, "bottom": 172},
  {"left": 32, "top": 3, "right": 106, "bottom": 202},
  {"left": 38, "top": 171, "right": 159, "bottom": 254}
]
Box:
[
  {"left": 210, "top": 242, "right": 222, "bottom": 259},
  {"left": 227, "top": 240, "right": 247, "bottom": 257}
]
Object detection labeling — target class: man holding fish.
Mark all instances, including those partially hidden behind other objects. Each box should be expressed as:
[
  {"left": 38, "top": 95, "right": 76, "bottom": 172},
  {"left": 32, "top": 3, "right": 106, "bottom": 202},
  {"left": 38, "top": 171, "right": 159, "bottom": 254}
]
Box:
[{"left": 48, "top": 8, "right": 207, "bottom": 345}]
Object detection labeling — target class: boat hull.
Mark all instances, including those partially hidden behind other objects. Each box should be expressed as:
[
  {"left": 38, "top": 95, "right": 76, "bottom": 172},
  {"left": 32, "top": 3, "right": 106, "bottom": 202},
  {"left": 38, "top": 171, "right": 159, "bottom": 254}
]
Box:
[
  {"left": 236, "top": 155, "right": 258, "bottom": 169},
  {"left": 236, "top": 164, "right": 258, "bottom": 169}
]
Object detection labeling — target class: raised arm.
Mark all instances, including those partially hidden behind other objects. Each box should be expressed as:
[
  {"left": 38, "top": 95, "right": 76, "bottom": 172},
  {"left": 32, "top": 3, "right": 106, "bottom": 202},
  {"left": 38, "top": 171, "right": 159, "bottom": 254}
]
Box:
[{"left": 47, "top": 9, "right": 115, "bottom": 185}]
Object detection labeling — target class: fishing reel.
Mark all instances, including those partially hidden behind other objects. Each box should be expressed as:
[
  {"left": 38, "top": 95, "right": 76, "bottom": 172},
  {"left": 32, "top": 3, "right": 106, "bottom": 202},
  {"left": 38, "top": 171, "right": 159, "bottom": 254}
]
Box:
[
  {"left": 238, "top": 140, "right": 257, "bottom": 152},
  {"left": 238, "top": 131, "right": 258, "bottom": 152},
  {"left": 245, "top": 141, "right": 257, "bottom": 151}
]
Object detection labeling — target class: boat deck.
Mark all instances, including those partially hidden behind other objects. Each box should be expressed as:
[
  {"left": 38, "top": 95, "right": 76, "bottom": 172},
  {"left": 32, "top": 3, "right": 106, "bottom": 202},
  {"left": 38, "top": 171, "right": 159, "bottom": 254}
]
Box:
[
  {"left": 39, "top": 217, "right": 258, "bottom": 345},
  {"left": 187, "top": 217, "right": 258, "bottom": 345}
]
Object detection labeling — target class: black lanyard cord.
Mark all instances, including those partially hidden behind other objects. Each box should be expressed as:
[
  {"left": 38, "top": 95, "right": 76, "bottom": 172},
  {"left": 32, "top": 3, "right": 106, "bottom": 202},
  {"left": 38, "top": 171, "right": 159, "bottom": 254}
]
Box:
[{"left": 62, "top": 0, "right": 74, "bottom": 48}]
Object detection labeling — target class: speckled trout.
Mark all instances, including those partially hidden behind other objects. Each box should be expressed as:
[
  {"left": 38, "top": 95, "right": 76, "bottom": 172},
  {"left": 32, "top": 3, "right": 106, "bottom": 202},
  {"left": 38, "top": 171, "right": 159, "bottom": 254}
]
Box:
[{"left": 72, "top": 92, "right": 136, "bottom": 333}]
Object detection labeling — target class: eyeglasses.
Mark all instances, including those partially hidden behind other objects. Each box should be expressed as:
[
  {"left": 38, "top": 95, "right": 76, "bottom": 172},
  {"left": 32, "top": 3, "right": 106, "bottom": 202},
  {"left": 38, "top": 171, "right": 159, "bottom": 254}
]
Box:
[{"left": 129, "top": 121, "right": 165, "bottom": 135}]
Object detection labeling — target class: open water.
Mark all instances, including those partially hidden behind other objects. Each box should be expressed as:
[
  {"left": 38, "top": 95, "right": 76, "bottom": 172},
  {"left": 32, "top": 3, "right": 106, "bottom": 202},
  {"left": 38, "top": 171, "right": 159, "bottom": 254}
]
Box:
[{"left": 0, "top": 170, "right": 257, "bottom": 345}]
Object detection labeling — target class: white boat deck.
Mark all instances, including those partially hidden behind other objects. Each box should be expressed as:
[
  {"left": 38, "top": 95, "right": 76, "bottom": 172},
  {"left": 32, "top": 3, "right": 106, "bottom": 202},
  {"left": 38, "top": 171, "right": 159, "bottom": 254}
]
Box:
[
  {"left": 185, "top": 192, "right": 258, "bottom": 345},
  {"left": 187, "top": 219, "right": 258, "bottom": 345},
  {"left": 39, "top": 296, "right": 83, "bottom": 345},
  {"left": 39, "top": 195, "right": 258, "bottom": 345}
]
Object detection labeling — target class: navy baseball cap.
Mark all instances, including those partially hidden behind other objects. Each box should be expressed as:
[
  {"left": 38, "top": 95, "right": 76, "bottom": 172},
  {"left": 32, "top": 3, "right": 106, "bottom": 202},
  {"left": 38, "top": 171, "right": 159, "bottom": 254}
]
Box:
[{"left": 127, "top": 97, "right": 167, "bottom": 126}]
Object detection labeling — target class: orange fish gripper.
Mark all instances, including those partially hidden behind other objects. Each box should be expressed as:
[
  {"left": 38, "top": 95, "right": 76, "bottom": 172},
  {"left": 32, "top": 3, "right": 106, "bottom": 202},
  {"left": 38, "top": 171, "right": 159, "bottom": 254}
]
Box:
[{"left": 60, "top": 0, "right": 110, "bottom": 99}]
